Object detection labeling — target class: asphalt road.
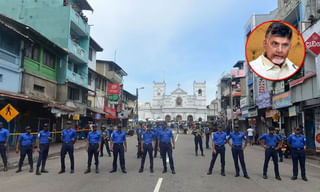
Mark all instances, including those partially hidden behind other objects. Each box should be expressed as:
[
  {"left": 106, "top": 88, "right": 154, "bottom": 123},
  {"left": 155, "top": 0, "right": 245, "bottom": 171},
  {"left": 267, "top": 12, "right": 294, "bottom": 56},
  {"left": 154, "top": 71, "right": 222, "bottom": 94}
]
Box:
[{"left": 0, "top": 133, "right": 319, "bottom": 192}]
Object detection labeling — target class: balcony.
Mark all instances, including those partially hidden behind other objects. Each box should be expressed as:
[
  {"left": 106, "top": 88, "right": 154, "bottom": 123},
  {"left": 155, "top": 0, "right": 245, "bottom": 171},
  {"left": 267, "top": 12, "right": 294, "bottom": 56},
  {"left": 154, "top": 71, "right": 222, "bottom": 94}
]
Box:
[
  {"left": 106, "top": 71, "right": 123, "bottom": 84},
  {"left": 66, "top": 69, "right": 88, "bottom": 88},
  {"left": 68, "top": 38, "right": 88, "bottom": 64},
  {"left": 70, "top": 6, "right": 90, "bottom": 36}
]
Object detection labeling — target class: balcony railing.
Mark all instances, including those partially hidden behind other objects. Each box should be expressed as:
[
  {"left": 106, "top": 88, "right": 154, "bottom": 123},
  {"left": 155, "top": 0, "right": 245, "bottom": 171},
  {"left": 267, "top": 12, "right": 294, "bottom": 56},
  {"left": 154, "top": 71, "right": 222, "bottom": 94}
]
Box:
[
  {"left": 70, "top": 6, "right": 90, "bottom": 35},
  {"left": 66, "top": 69, "right": 88, "bottom": 87},
  {"left": 68, "top": 38, "right": 88, "bottom": 63}
]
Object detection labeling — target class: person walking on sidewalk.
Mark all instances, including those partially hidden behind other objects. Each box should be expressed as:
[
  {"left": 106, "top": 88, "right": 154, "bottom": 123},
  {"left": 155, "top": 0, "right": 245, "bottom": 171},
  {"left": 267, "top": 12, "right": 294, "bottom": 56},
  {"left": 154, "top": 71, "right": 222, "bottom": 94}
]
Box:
[
  {"left": 0, "top": 122, "right": 9, "bottom": 172},
  {"left": 137, "top": 123, "right": 143, "bottom": 158},
  {"left": 110, "top": 125, "right": 127, "bottom": 174},
  {"left": 158, "top": 122, "right": 176, "bottom": 174},
  {"left": 287, "top": 127, "right": 308, "bottom": 181},
  {"left": 246, "top": 126, "right": 254, "bottom": 146},
  {"left": 207, "top": 125, "right": 227, "bottom": 176},
  {"left": 59, "top": 121, "right": 77, "bottom": 174},
  {"left": 84, "top": 124, "right": 101, "bottom": 174},
  {"left": 139, "top": 124, "right": 155, "bottom": 173},
  {"left": 258, "top": 126, "right": 282, "bottom": 180},
  {"left": 35, "top": 123, "right": 52, "bottom": 175},
  {"left": 16, "top": 126, "right": 34, "bottom": 173},
  {"left": 227, "top": 125, "right": 250, "bottom": 179}
]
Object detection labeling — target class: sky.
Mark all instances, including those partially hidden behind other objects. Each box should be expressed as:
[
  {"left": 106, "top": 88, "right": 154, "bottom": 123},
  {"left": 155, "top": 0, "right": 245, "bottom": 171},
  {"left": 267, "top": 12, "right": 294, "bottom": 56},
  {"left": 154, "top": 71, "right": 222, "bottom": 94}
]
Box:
[{"left": 86, "top": 0, "right": 278, "bottom": 104}]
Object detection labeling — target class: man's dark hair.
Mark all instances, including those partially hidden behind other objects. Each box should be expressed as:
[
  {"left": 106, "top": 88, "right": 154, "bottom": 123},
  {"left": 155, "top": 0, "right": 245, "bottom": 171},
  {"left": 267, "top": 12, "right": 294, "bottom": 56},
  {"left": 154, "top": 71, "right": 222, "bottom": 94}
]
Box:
[{"left": 265, "top": 22, "right": 292, "bottom": 40}]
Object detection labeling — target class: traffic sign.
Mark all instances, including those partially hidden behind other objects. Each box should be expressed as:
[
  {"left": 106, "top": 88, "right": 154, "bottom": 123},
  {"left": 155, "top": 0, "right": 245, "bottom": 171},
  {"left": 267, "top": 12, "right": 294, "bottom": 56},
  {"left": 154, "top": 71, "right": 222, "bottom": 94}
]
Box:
[
  {"left": 0, "top": 104, "right": 19, "bottom": 123},
  {"left": 95, "top": 113, "right": 101, "bottom": 120}
]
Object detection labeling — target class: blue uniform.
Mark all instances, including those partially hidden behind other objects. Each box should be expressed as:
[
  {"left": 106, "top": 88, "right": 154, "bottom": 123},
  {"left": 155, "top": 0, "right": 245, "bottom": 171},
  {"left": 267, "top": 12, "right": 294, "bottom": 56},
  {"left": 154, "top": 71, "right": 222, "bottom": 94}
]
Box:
[
  {"left": 159, "top": 128, "right": 175, "bottom": 171},
  {"left": 37, "top": 130, "right": 51, "bottom": 169},
  {"left": 287, "top": 133, "right": 306, "bottom": 178},
  {"left": 18, "top": 132, "right": 34, "bottom": 169},
  {"left": 276, "top": 133, "right": 285, "bottom": 162},
  {"left": 259, "top": 133, "right": 281, "bottom": 177},
  {"left": 111, "top": 131, "right": 126, "bottom": 171},
  {"left": 153, "top": 126, "right": 162, "bottom": 157},
  {"left": 228, "top": 131, "right": 248, "bottom": 176},
  {"left": 0, "top": 128, "right": 9, "bottom": 166},
  {"left": 87, "top": 131, "right": 102, "bottom": 167},
  {"left": 209, "top": 131, "right": 227, "bottom": 174},
  {"left": 140, "top": 130, "right": 154, "bottom": 170},
  {"left": 60, "top": 128, "right": 77, "bottom": 171}
]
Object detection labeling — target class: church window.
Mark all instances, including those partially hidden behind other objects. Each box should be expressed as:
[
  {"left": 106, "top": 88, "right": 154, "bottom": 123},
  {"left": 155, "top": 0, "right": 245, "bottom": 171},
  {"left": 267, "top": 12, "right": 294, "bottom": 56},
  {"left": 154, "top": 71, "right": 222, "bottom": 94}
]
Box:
[
  {"left": 176, "top": 97, "right": 182, "bottom": 106},
  {"left": 198, "top": 89, "right": 202, "bottom": 96}
]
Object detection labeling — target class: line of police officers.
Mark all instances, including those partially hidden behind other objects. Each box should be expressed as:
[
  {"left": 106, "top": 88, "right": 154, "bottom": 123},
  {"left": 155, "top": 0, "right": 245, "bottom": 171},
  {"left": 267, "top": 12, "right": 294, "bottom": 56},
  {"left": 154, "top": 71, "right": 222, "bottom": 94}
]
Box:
[{"left": 0, "top": 121, "right": 308, "bottom": 181}]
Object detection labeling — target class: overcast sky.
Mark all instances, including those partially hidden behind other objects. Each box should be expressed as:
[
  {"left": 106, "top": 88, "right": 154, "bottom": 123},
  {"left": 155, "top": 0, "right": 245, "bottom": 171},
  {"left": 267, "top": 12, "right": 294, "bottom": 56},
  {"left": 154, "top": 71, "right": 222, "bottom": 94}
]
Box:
[{"left": 86, "top": 0, "right": 277, "bottom": 104}]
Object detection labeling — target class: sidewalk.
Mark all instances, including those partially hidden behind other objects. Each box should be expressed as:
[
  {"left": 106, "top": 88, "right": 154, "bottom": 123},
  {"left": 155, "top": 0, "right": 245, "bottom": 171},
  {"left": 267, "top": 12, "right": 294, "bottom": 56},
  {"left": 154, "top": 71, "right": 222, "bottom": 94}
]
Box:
[{"left": 1, "top": 140, "right": 87, "bottom": 170}]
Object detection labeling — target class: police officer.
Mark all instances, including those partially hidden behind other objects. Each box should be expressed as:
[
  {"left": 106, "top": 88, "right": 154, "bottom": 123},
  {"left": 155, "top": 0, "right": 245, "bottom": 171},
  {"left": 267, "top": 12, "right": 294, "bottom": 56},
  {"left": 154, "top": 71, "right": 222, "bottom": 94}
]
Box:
[
  {"left": 287, "top": 127, "right": 308, "bottom": 181},
  {"left": 258, "top": 126, "right": 282, "bottom": 180},
  {"left": 84, "top": 124, "right": 102, "bottom": 174},
  {"left": 103, "top": 126, "right": 112, "bottom": 157},
  {"left": 36, "top": 123, "right": 52, "bottom": 175},
  {"left": 153, "top": 122, "right": 162, "bottom": 158},
  {"left": 99, "top": 126, "right": 106, "bottom": 157},
  {"left": 137, "top": 123, "right": 143, "bottom": 158},
  {"left": 227, "top": 125, "right": 250, "bottom": 179},
  {"left": 192, "top": 125, "right": 204, "bottom": 156},
  {"left": 16, "top": 126, "right": 34, "bottom": 173},
  {"left": 110, "top": 125, "right": 127, "bottom": 173},
  {"left": 207, "top": 125, "right": 227, "bottom": 176},
  {"left": 59, "top": 120, "right": 77, "bottom": 174},
  {"left": 205, "top": 125, "right": 211, "bottom": 149},
  {"left": 0, "top": 122, "right": 9, "bottom": 171},
  {"left": 275, "top": 128, "right": 284, "bottom": 162},
  {"left": 139, "top": 124, "right": 155, "bottom": 173},
  {"left": 158, "top": 122, "right": 176, "bottom": 174}
]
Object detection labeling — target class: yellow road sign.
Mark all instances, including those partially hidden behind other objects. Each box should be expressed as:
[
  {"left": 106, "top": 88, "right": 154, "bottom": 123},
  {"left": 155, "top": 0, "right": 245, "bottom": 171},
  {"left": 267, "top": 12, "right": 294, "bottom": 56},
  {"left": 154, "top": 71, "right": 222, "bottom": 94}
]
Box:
[{"left": 0, "top": 104, "right": 19, "bottom": 122}]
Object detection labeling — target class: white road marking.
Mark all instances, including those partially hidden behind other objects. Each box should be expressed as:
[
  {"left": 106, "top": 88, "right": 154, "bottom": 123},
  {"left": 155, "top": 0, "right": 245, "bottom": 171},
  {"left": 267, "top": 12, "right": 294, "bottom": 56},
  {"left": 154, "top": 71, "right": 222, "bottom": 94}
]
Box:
[
  {"left": 306, "top": 162, "right": 320, "bottom": 169},
  {"left": 153, "top": 178, "right": 163, "bottom": 192},
  {"left": 175, "top": 134, "right": 179, "bottom": 142}
]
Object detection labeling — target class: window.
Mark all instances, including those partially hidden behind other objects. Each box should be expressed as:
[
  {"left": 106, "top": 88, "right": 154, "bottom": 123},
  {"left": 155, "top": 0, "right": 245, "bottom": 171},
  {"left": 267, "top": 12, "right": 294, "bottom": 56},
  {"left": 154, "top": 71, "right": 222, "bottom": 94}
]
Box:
[
  {"left": 198, "top": 89, "right": 202, "bottom": 96},
  {"left": 73, "top": 64, "right": 78, "bottom": 74},
  {"left": 96, "top": 77, "right": 101, "bottom": 89},
  {"left": 34, "top": 84, "right": 45, "bottom": 92},
  {"left": 88, "top": 72, "right": 91, "bottom": 86},
  {"left": 68, "top": 61, "right": 72, "bottom": 70},
  {"left": 102, "top": 79, "right": 106, "bottom": 91},
  {"left": 0, "top": 31, "right": 20, "bottom": 55},
  {"left": 89, "top": 48, "right": 93, "bottom": 61},
  {"left": 43, "top": 49, "right": 56, "bottom": 69},
  {"left": 68, "top": 87, "right": 80, "bottom": 101},
  {"left": 0, "top": 74, "right": 3, "bottom": 82}
]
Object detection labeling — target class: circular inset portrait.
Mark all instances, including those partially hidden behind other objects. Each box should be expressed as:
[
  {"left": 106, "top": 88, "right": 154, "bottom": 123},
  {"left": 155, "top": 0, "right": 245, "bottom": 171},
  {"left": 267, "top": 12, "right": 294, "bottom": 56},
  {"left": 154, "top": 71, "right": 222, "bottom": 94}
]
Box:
[{"left": 245, "top": 20, "right": 305, "bottom": 81}]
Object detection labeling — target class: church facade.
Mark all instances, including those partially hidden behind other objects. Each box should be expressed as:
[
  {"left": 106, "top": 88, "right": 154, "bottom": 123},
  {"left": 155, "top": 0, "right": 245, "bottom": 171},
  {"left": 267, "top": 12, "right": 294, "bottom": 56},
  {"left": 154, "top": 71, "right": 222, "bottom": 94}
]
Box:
[{"left": 139, "top": 81, "right": 207, "bottom": 122}]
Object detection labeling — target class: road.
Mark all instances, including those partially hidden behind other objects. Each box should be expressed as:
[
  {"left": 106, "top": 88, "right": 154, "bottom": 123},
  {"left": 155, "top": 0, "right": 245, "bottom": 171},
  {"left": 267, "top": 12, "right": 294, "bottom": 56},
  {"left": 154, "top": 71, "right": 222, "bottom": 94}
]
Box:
[{"left": 0, "top": 133, "right": 319, "bottom": 192}]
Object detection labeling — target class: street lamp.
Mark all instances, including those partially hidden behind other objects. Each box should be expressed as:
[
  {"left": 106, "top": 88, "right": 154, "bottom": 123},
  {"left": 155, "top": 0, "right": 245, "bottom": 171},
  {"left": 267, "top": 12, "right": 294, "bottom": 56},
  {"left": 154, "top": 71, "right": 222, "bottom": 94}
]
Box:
[{"left": 136, "top": 87, "right": 144, "bottom": 122}]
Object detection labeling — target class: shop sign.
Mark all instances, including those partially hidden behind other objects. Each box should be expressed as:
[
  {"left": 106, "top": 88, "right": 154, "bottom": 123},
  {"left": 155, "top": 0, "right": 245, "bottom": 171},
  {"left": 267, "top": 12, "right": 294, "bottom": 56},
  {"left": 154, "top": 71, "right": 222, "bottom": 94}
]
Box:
[
  {"left": 257, "top": 91, "right": 272, "bottom": 109},
  {"left": 265, "top": 109, "right": 279, "bottom": 118},
  {"left": 272, "top": 91, "right": 291, "bottom": 109},
  {"left": 240, "top": 97, "right": 247, "bottom": 108},
  {"left": 305, "top": 32, "right": 320, "bottom": 56},
  {"left": 248, "top": 108, "right": 258, "bottom": 117},
  {"left": 289, "top": 106, "right": 297, "bottom": 117},
  {"left": 315, "top": 108, "right": 320, "bottom": 152}
]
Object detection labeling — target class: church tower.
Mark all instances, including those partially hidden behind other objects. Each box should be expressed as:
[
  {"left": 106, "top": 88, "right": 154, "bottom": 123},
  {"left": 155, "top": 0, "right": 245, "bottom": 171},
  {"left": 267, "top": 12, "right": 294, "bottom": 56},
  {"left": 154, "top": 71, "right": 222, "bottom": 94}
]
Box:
[
  {"left": 193, "top": 81, "right": 206, "bottom": 108},
  {"left": 152, "top": 81, "right": 166, "bottom": 108}
]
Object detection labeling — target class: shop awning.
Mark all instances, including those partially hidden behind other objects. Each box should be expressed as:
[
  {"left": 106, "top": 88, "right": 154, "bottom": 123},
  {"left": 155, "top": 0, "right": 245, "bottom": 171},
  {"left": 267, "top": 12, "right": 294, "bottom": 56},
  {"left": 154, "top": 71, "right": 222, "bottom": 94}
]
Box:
[{"left": 0, "top": 91, "right": 45, "bottom": 103}]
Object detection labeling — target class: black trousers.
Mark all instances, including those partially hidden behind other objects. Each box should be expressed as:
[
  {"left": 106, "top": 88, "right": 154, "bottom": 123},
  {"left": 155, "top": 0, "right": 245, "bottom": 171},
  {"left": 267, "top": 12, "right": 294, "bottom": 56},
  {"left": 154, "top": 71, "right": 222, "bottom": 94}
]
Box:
[
  {"left": 0, "top": 143, "right": 7, "bottom": 165},
  {"left": 154, "top": 141, "right": 158, "bottom": 157},
  {"left": 113, "top": 143, "right": 125, "bottom": 170},
  {"left": 160, "top": 142, "right": 174, "bottom": 171},
  {"left": 19, "top": 145, "right": 33, "bottom": 168},
  {"left": 277, "top": 148, "right": 283, "bottom": 161},
  {"left": 292, "top": 149, "right": 306, "bottom": 177},
  {"left": 263, "top": 148, "right": 280, "bottom": 177},
  {"left": 208, "top": 146, "right": 225, "bottom": 173},
  {"left": 205, "top": 134, "right": 210, "bottom": 148},
  {"left": 231, "top": 146, "right": 248, "bottom": 175},
  {"left": 137, "top": 139, "right": 142, "bottom": 158},
  {"left": 88, "top": 144, "right": 99, "bottom": 167},
  {"left": 60, "top": 143, "right": 74, "bottom": 171},
  {"left": 100, "top": 140, "right": 111, "bottom": 156},
  {"left": 194, "top": 136, "right": 203, "bottom": 154},
  {"left": 140, "top": 143, "right": 153, "bottom": 169},
  {"left": 37, "top": 144, "right": 49, "bottom": 168}
]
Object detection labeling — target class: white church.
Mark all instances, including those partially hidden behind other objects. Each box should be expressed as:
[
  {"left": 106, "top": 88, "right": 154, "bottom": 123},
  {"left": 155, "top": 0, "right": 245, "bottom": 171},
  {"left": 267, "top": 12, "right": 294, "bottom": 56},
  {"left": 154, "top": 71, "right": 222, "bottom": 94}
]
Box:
[{"left": 139, "top": 81, "right": 208, "bottom": 122}]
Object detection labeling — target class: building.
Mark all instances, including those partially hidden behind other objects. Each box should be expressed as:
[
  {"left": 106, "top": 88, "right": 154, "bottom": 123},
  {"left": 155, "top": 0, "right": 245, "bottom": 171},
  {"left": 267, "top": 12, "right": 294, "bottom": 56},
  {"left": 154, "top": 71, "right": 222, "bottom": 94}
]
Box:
[{"left": 139, "top": 81, "right": 207, "bottom": 122}]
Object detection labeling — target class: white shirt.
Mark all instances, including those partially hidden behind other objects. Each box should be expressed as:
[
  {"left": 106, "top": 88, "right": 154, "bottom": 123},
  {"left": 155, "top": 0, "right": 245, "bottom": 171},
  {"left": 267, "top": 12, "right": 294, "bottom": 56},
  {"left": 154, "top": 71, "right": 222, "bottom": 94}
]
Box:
[
  {"left": 249, "top": 54, "right": 298, "bottom": 80},
  {"left": 247, "top": 128, "right": 254, "bottom": 136}
]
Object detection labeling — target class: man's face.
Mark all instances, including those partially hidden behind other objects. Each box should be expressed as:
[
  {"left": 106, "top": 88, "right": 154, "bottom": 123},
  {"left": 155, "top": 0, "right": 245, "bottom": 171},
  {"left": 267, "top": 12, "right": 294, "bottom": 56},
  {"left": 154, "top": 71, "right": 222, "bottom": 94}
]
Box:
[
  {"left": 295, "top": 129, "right": 300, "bottom": 135},
  {"left": 44, "top": 126, "right": 48, "bottom": 131},
  {"left": 26, "top": 129, "right": 31, "bottom": 134},
  {"left": 264, "top": 36, "right": 291, "bottom": 65},
  {"left": 269, "top": 130, "right": 275, "bottom": 135},
  {"left": 66, "top": 124, "right": 71, "bottom": 129}
]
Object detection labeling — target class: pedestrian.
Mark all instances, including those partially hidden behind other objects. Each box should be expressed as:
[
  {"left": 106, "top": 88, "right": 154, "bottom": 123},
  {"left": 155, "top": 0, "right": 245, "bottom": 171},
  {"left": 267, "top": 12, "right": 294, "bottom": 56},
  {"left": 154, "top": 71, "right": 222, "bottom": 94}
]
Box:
[
  {"left": 84, "top": 124, "right": 101, "bottom": 174},
  {"left": 207, "top": 126, "right": 227, "bottom": 176},
  {"left": 110, "top": 125, "right": 127, "bottom": 173},
  {"left": 275, "top": 128, "right": 284, "bottom": 162},
  {"left": 137, "top": 123, "right": 143, "bottom": 158},
  {"left": 192, "top": 125, "right": 204, "bottom": 156},
  {"left": 246, "top": 126, "right": 254, "bottom": 146},
  {"left": 139, "top": 124, "right": 155, "bottom": 173},
  {"left": 174, "top": 123, "right": 179, "bottom": 134},
  {"left": 16, "top": 126, "right": 34, "bottom": 173},
  {"left": 0, "top": 122, "right": 9, "bottom": 172},
  {"left": 153, "top": 122, "right": 162, "bottom": 158},
  {"left": 287, "top": 127, "right": 308, "bottom": 181},
  {"left": 227, "top": 125, "right": 250, "bottom": 179},
  {"left": 205, "top": 125, "right": 211, "bottom": 149},
  {"left": 58, "top": 120, "right": 77, "bottom": 174},
  {"left": 103, "top": 126, "right": 112, "bottom": 157},
  {"left": 35, "top": 123, "right": 52, "bottom": 175},
  {"left": 258, "top": 126, "right": 282, "bottom": 180},
  {"left": 158, "top": 122, "right": 176, "bottom": 174}
]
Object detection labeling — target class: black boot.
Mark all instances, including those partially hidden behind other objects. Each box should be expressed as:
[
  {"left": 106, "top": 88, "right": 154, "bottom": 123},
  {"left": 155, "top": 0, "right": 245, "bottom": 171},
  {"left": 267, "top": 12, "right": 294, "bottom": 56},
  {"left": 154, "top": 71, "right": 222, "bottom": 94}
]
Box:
[
  {"left": 16, "top": 166, "right": 22, "bottom": 173},
  {"left": 84, "top": 166, "right": 91, "bottom": 174},
  {"left": 29, "top": 166, "right": 33, "bottom": 173},
  {"left": 41, "top": 167, "right": 49, "bottom": 173},
  {"left": 3, "top": 164, "right": 8, "bottom": 172},
  {"left": 36, "top": 167, "right": 41, "bottom": 175},
  {"left": 95, "top": 165, "right": 99, "bottom": 174}
]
